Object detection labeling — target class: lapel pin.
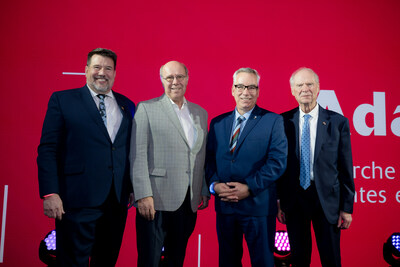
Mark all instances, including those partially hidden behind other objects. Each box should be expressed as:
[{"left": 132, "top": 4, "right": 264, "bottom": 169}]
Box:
[
  {"left": 121, "top": 106, "right": 125, "bottom": 111},
  {"left": 254, "top": 116, "right": 257, "bottom": 119},
  {"left": 323, "top": 121, "right": 326, "bottom": 125}
]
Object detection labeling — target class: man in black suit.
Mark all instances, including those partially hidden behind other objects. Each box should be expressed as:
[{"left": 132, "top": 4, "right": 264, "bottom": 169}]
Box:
[
  {"left": 277, "top": 67, "right": 355, "bottom": 267},
  {"left": 37, "top": 48, "right": 135, "bottom": 266}
]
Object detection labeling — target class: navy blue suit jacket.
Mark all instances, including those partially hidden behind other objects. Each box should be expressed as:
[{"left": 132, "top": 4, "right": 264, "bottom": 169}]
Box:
[
  {"left": 278, "top": 105, "right": 355, "bottom": 224},
  {"left": 37, "top": 85, "right": 135, "bottom": 209},
  {"left": 206, "top": 105, "right": 287, "bottom": 216}
]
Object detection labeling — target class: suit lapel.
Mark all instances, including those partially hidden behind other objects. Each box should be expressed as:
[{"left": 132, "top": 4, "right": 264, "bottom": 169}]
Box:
[
  {"left": 79, "top": 86, "right": 111, "bottom": 142},
  {"left": 235, "top": 106, "right": 262, "bottom": 152},
  {"left": 292, "top": 108, "right": 300, "bottom": 161},
  {"left": 160, "top": 94, "right": 190, "bottom": 147},
  {"left": 224, "top": 111, "right": 236, "bottom": 147},
  {"left": 187, "top": 102, "right": 204, "bottom": 153},
  {"left": 314, "top": 105, "right": 329, "bottom": 161},
  {"left": 113, "top": 93, "right": 131, "bottom": 142}
]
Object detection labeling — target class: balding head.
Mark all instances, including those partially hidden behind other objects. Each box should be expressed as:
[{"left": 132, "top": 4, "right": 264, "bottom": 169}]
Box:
[{"left": 160, "top": 61, "right": 189, "bottom": 108}]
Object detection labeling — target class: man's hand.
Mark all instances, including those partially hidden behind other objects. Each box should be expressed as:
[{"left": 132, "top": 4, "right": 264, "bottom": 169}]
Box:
[
  {"left": 138, "top": 196, "right": 156, "bottom": 221},
  {"left": 128, "top": 193, "right": 135, "bottom": 209},
  {"left": 215, "top": 182, "right": 250, "bottom": 202},
  {"left": 43, "top": 194, "right": 64, "bottom": 220},
  {"left": 337, "top": 211, "right": 352, "bottom": 229},
  {"left": 198, "top": 195, "right": 210, "bottom": 210},
  {"left": 276, "top": 199, "right": 286, "bottom": 224}
]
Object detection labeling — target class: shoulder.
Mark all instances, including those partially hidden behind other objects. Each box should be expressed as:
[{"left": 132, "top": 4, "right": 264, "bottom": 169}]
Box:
[
  {"left": 113, "top": 90, "right": 133, "bottom": 102},
  {"left": 134, "top": 95, "right": 165, "bottom": 116},
  {"left": 113, "top": 90, "right": 135, "bottom": 107},
  {"left": 51, "top": 87, "right": 83, "bottom": 97},
  {"left": 253, "top": 106, "right": 283, "bottom": 122},
  {"left": 319, "top": 106, "right": 349, "bottom": 124},
  {"left": 211, "top": 111, "right": 232, "bottom": 124},
  {"left": 281, "top": 107, "right": 298, "bottom": 119},
  {"left": 188, "top": 101, "right": 207, "bottom": 115},
  {"left": 138, "top": 95, "right": 164, "bottom": 106},
  {"left": 47, "top": 87, "right": 86, "bottom": 105}
]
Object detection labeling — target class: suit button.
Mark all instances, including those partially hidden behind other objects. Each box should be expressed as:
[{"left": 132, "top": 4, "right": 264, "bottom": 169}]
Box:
[
  {"left": 186, "top": 171, "right": 190, "bottom": 174},
  {"left": 232, "top": 160, "right": 235, "bottom": 163},
  {"left": 108, "top": 166, "right": 112, "bottom": 169},
  {"left": 112, "top": 147, "right": 116, "bottom": 151}
]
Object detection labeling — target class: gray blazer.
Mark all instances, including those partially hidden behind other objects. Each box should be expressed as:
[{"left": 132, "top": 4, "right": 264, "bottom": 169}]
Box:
[{"left": 130, "top": 94, "right": 208, "bottom": 212}]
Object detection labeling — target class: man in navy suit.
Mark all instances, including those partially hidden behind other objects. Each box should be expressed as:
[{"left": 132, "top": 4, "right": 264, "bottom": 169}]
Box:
[
  {"left": 277, "top": 67, "right": 355, "bottom": 267},
  {"left": 37, "top": 48, "right": 135, "bottom": 266},
  {"left": 206, "top": 67, "right": 287, "bottom": 266}
]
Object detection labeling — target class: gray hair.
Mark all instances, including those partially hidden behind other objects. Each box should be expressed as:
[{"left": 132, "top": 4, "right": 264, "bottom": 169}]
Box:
[
  {"left": 233, "top": 67, "right": 260, "bottom": 85},
  {"left": 289, "top": 67, "right": 319, "bottom": 87}
]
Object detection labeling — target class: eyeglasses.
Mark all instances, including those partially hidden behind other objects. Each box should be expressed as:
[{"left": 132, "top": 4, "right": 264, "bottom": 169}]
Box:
[
  {"left": 162, "top": 75, "right": 187, "bottom": 83},
  {"left": 234, "top": 84, "right": 258, "bottom": 92}
]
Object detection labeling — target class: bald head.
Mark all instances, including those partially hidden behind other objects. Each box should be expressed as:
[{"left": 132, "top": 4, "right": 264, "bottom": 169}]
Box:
[
  {"left": 160, "top": 61, "right": 189, "bottom": 108},
  {"left": 160, "top": 61, "right": 188, "bottom": 79}
]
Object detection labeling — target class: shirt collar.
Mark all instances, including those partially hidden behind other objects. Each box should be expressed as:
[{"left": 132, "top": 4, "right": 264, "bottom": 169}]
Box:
[
  {"left": 234, "top": 107, "right": 254, "bottom": 121},
  {"left": 87, "top": 84, "right": 115, "bottom": 99},
  {"left": 299, "top": 103, "right": 319, "bottom": 119},
  {"left": 169, "top": 96, "right": 188, "bottom": 109}
]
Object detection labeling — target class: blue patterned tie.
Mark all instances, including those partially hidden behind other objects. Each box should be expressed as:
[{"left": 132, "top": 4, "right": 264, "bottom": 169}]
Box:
[
  {"left": 300, "top": 114, "right": 311, "bottom": 189},
  {"left": 230, "top": 116, "right": 245, "bottom": 154},
  {"left": 97, "top": 94, "right": 107, "bottom": 126}
]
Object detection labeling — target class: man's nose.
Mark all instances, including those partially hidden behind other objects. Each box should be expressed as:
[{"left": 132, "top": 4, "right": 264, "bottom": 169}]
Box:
[
  {"left": 242, "top": 88, "right": 250, "bottom": 94},
  {"left": 172, "top": 76, "right": 179, "bottom": 84},
  {"left": 98, "top": 67, "right": 105, "bottom": 75}
]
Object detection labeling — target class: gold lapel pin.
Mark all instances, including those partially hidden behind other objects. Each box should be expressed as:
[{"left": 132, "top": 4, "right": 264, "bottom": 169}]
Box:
[
  {"left": 323, "top": 121, "right": 326, "bottom": 125},
  {"left": 121, "top": 106, "right": 125, "bottom": 111}
]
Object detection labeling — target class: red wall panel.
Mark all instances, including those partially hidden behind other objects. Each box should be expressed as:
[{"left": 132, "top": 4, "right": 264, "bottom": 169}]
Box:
[{"left": 1, "top": 0, "right": 399, "bottom": 266}]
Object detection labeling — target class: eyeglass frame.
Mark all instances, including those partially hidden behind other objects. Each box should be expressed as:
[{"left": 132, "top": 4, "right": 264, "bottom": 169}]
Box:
[
  {"left": 234, "top": 84, "right": 259, "bottom": 92},
  {"left": 162, "top": 74, "right": 187, "bottom": 83}
]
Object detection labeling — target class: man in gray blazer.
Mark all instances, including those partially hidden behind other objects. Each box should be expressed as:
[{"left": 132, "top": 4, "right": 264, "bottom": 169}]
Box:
[{"left": 130, "top": 61, "right": 209, "bottom": 267}]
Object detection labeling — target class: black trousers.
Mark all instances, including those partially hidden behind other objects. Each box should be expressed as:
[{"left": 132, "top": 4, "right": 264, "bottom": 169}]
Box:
[
  {"left": 136, "top": 189, "right": 197, "bottom": 267},
  {"left": 285, "top": 182, "right": 341, "bottom": 267},
  {"left": 55, "top": 185, "right": 128, "bottom": 267}
]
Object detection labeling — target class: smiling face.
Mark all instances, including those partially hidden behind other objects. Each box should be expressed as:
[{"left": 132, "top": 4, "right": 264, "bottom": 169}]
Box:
[
  {"left": 85, "top": 54, "right": 116, "bottom": 94},
  {"left": 232, "top": 72, "right": 259, "bottom": 115},
  {"left": 161, "top": 61, "right": 188, "bottom": 107},
  {"left": 290, "top": 69, "right": 320, "bottom": 112}
]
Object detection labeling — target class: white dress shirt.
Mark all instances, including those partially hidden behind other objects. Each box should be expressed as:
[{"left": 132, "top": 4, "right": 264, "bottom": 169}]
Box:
[
  {"left": 170, "top": 97, "right": 197, "bottom": 149},
  {"left": 299, "top": 104, "right": 319, "bottom": 181},
  {"left": 87, "top": 86, "right": 122, "bottom": 143}
]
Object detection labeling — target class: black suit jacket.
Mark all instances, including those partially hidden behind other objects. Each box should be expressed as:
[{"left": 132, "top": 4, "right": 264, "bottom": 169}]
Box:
[
  {"left": 278, "top": 105, "right": 355, "bottom": 224},
  {"left": 37, "top": 85, "right": 135, "bottom": 209}
]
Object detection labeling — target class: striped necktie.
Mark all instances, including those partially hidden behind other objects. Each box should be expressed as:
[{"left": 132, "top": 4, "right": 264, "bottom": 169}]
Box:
[
  {"left": 230, "top": 116, "right": 245, "bottom": 154},
  {"left": 300, "top": 114, "right": 311, "bottom": 189}
]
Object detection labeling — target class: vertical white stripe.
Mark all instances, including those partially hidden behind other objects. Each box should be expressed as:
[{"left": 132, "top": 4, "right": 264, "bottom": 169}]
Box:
[
  {"left": 0, "top": 185, "right": 9, "bottom": 263},
  {"left": 198, "top": 234, "right": 201, "bottom": 267}
]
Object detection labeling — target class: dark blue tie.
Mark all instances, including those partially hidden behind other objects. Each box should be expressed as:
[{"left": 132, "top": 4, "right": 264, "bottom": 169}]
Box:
[
  {"left": 97, "top": 94, "right": 107, "bottom": 126},
  {"left": 300, "top": 114, "right": 311, "bottom": 189}
]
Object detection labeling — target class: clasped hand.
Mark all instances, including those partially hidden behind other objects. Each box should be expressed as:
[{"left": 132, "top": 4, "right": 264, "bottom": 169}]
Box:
[{"left": 214, "top": 182, "right": 250, "bottom": 202}]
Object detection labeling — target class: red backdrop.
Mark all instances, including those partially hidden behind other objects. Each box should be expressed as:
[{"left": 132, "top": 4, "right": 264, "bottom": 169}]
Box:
[{"left": 1, "top": 0, "right": 399, "bottom": 266}]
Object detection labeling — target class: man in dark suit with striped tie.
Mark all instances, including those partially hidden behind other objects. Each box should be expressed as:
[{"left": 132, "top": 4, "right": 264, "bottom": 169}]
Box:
[{"left": 206, "top": 67, "right": 287, "bottom": 266}]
